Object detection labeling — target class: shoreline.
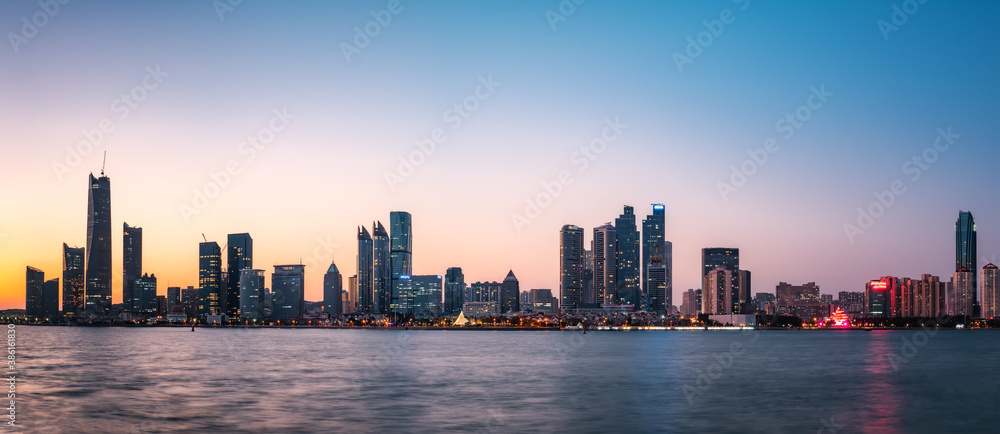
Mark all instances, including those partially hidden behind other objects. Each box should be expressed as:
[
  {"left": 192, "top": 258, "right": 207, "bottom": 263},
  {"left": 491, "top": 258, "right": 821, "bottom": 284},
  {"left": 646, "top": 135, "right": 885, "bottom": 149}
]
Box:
[{"left": 8, "top": 323, "right": 997, "bottom": 331}]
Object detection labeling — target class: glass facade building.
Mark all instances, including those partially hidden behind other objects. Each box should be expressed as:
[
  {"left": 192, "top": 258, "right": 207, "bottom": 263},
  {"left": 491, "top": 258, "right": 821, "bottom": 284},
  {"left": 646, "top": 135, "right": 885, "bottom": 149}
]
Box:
[
  {"left": 226, "top": 233, "right": 253, "bottom": 318},
  {"left": 272, "top": 265, "right": 305, "bottom": 320},
  {"left": 240, "top": 269, "right": 266, "bottom": 321},
  {"left": 615, "top": 206, "right": 640, "bottom": 307},
  {"left": 198, "top": 241, "right": 222, "bottom": 317},
  {"left": 323, "top": 262, "right": 343, "bottom": 316},
  {"left": 123, "top": 222, "right": 142, "bottom": 313},
  {"left": 62, "top": 244, "right": 85, "bottom": 316},
  {"left": 389, "top": 211, "right": 413, "bottom": 310},
  {"left": 356, "top": 226, "right": 374, "bottom": 314},
  {"left": 560, "top": 225, "right": 584, "bottom": 312},
  {"left": 373, "top": 221, "right": 391, "bottom": 314},
  {"left": 955, "top": 211, "right": 976, "bottom": 295},
  {"left": 85, "top": 173, "right": 112, "bottom": 315}
]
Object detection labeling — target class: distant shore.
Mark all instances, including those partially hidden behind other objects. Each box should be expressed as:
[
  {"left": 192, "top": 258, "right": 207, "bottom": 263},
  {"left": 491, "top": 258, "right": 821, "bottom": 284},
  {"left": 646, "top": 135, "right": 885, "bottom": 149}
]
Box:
[{"left": 10, "top": 323, "right": 997, "bottom": 331}]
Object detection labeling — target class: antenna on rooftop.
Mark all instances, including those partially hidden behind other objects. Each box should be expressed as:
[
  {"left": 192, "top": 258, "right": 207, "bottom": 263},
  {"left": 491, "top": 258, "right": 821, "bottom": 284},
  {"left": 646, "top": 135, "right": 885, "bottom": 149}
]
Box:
[{"left": 101, "top": 151, "right": 107, "bottom": 176}]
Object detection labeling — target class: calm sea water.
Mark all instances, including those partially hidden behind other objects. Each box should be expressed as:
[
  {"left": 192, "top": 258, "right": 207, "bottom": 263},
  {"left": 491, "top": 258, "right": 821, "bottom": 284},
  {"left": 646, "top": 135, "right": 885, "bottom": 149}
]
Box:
[{"left": 11, "top": 326, "right": 1000, "bottom": 433}]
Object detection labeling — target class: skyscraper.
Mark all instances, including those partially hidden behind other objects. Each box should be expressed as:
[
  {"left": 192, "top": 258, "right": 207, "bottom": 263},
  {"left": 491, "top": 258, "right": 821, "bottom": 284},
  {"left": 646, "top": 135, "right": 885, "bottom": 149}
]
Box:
[
  {"left": 226, "top": 233, "right": 253, "bottom": 318},
  {"left": 85, "top": 172, "right": 112, "bottom": 315},
  {"left": 444, "top": 267, "right": 465, "bottom": 315},
  {"left": 703, "top": 266, "right": 733, "bottom": 314},
  {"left": 356, "top": 226, "right": 374, "bottom": 314},
  {"left": 347, "top": 275, "right": 358, "bottom": 314},
  {"left": 198, "top": 241, "right": 222, "bottom": 317},
  {"left": 559, "top": 225, "right": 584, "bottom": 312},
  {"left": 323, "top": 262, "right": 343, "bottom": 316},
  {"left": 642, "top": 204, "right": 665, "bottom": 306},
  {"left": 167, "top": 286, "right": 181, "bottom": 309},
  {"left": 396, "top": 275, "right": 443, "bottom": 315},
  {"left": 62, "top": 244, "right": 85, "bottom": 316},
  {"left": 501, "top": 270, "right": 520, "bottom": 313},
  {"left": 135, "top": 273, "right": 157, "bottom": 316},
  {"left": 123, "top": 222, "right": 142, "bottom": 313},
  {"left": 702, "top": 248, "right": 740, "bottom": 313},
  {"left": 737, "top": 270, "right": 752, "bottom": 314},
  {"left": 389, "top": 211, "right": 413, "bottom": 310},
  {"left": 182, "top": 286, "right": 198, "bottom": 320},
  {"left": 982, "top": 264, "right": 999, "bottom": 318},
  {"left": 42, "top": 278, "right": 59, "bottom": 319},
  {"left": 593, "top": 224, "right": 616, "bottom": 306},
  {"left": 25, "top": 267, "right": 44, "bottom": 319},
  {"left": 373, "top": 221, "right": 391, "bottom": 314},
  {"left": 240, "top": 269, "right": 266, "bottom": 321},
  {"left": 955, "top": 211, "right": 977, "bottom": 297},
  {"left": 647, "top": 245, "right": 667, "bottom": 313},
  {"left": 951, "top": 268, "right": 975, "bottom": 318},
  {"left": 272, "top": 264, "right": 305, "bottom": 320},
  {"left": 615, "top": 206, "right": 640, "bottom": 307}
]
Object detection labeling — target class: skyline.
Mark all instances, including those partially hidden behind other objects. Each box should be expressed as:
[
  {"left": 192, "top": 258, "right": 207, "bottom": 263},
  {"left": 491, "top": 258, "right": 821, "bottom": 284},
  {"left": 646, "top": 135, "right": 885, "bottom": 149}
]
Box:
[{"left": 2, "top": 0, "right": 999, "bottom": 309}]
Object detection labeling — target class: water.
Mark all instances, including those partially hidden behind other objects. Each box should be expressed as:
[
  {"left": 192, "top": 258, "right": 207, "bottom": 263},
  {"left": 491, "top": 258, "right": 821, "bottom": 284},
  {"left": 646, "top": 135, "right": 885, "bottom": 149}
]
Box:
[{"left": 11, "top": 326, "right": 1000, "bottom": 433}]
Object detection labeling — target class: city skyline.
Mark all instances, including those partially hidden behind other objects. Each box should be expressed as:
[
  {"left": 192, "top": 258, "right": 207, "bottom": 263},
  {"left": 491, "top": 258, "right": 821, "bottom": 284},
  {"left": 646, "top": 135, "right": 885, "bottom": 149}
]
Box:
[{"left": 2, "top": 1, "right": 999, "bottom": 309}]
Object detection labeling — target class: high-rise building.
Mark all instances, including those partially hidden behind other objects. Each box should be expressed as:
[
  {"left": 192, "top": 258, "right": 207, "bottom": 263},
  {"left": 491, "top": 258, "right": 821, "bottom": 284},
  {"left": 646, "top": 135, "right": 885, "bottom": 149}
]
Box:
[
  {"left": 838, "top": 291, "right": 865, "bottom": 314},
  {"left": 122, "top": 223, "right": 142, "bottom": 313},
  {"left": 323, "top": 262, "right": 343, "bottom": 316},
  {"left": 642, "top": 204, "right": 666, "bottom": 306},
  {"left": 681, "top": 288, "right": 702, "bottom": 317},
  {"left": 593, "top": 224, "right": 616, "bottom": 306},
  {"left": 182, "top": 286, "right": 198, "bottom": 320},
  {"left": 373, "top": 221, "right": 391, "bottom": 314},
  {"left": 865, "top": 278, "right": 897, "bottom": 317},
  {"left": 703, "top": 266, "right": 733, "bottom": 314},
  {"left": 347, "top": 275, "right": 358, "bottom": 314},
  {"left": 26, "top": 267, "right": 45, "bottom": 319},
  {"left": 615, "top": 206, "right": 640, "bottom": 307},
  {"left": 395, "top": 275, "right": 443, "bottom": 315},
  {"left": 272, "top": 264, "right": 305, "bottom": 320},
  {"left": 198, "top": 241, "right": 222, "bottom": 317},
  {"left": 240, "top": 269, "right": 266, "bottom": 321},
  {"left": 444, "top": 267, "right": 465, "bottom": 315},
  {"left": 646, "top": 245, "right": 667, "bottom": 313},
  {"left": 702, "top": 248, "right": 740, "bottom": 313},
  {"left": 560, "top": 225, "right": 584, "bottom": 311},
  {"left": 755, "top": 292, "right": 776, "bottom": 315},
  {"left": 982, "top": 264, "right": 999, "bottom": 318},
  {"left": 226, "top": 233, "right": 253, "bottom": 318},
  {"left": 501, "top": 270, "right": 520, "bottom": 313},
  {"left": 955, "top": 211, "right": 977, "bottom": 295},
  {"left": 62, "top": 244, "right": 85, "bottom": 316},
  {"left": 167, "top": 287, "right": 181, "bottom": 309},
  {"left": 389, "top": 211, "right": 413, "bottom": 310},
  {"left": 582, "top": 247, "right": 595, "bottom": 305},
  {"left": 134, "top": 273, "right": 157, "bottom": 316},
  {"left": 737, "top": 270, "right": 752, "bottom": 313},
  {"left": 951, "top": 268, "right": 975, "bottom": 318},
  {"left": 42, "top": 278, "right": 59, "bottom": 319},
  {"left": 467, "top": 281, "right": 502, "bottom": 303},
  {"left": 356, "top": 226, "right": 374, "bottom": 314},
  {"left": 85, "top": 172, "right": 112, "bottom": 315},
  {"left": 528, "top": 289, "right": 558, "bottom": 315}
]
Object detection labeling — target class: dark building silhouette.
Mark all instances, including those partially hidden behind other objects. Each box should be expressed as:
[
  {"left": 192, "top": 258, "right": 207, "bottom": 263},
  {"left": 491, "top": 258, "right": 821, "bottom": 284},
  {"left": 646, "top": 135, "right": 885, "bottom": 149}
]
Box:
[
  {"left": 615, "top": 206, "right": 640, "bottom": 307},
  {"left": 182, "top": 286, "right": 199, "bottom": 320},
  {"left": 444, "top": 267, "right": 465, "bottom": 315},
  {"left": 123, "top": 222, "right": 142, "bottom": 313},
  {"left": 356, "top": 226, "right": 374, "bottom": 314},
  {"left": 226, "top": 233, "right": 253, "bottom": 318},
  {"left": 43, "top": 278, "right": 59, "bottom": 319},
  {"left": 560, "top": 225, "right": 584, "bottom": 311},
  {"left": 198, "top": 241, "right": 222, "bottom": 317},
  {"left": 323, "top": 262, "right": 343, "bottom": 316},
  {"left": 62, "top": 243, "right": 85, "bottom": 316},
  {"left": 389, "top": 211, "right": 412, "bottom": 310},
  {"left": 167, "top": 286, "right": 181, "bottom": 310},
  {"left": 501, "top": 270, "right": 520, "bottom": 313},
  {"left": 642, "top": 204, "right": 665, "bottom": 307},
  {"left": 85, "top": 172, "right": 112, "bottom": 315},
  {"left": 25, "top": 266, "right": 44, "bottom": 319},
  {"left": 373, "top": 221, "right": 391, "bottom": 314},
  {"left": 956, "top": 211, "right": 977, "bottom": 298},
  {"left": 135, "top": 273, "right": 157, "bottom": 316},
  {"left": 272, "top": 264, "right": 305, "bottom": 320}
]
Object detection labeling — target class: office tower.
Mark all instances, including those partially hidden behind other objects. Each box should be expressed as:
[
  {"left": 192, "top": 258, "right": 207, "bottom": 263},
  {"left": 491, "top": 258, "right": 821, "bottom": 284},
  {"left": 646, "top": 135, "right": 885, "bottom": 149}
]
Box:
[
  {"left": 681, "top": 288, "right": 701, "bottom": 317},
  {"left": 198, "top": 241, "right": 222, "bottom": 317},
  {"left": 703, "top": 266, "right": 733, "bottom": 314},
  {"left": 272, "top": 265, "right": 305, "bottom": 320},
  {"left": 182, "top": 286, "right": 198, "bottom": 319},
  {"left": 501, "top": 270, "right": 520, "bottom": 313},
  {"left": 356, "top": 226, "right": 374, "bottom": 314},
  {"left": 702, "top": 248, "right": 740, "bottom": 313},
  {"left": 226, "top": 233, "right": 253, "bottom": 318},
  {"left": 240, "top": 269, "right": 266, "bottom": 321},
  {"left": 560, "top": 225, "right": 584, "bottom": 311},
  {"left": 42, "top": 278, "right": 59, "bottom": 319},
  {"left": 389, "top": 211, "right": 413, "bottom": 310},
  {"left": 737, "top": 270, "right": 751, "bottom": 313},
  {"left": 348, "top": 275, "right": 358, "bottom": 314},
  {"left": 26, "top": 267, "right": 44, "bottom": 319},
  {"left": 865, "top": 278, "right": 898, "bottom": 317},
  {"left": 135, "top": 273, "right": 157, "bottom": 316},
  {"left": 642, "top": 204, "right": 665, "bottom": 304},
  {"left": 85, "top": 172, "right": 112, "bottom": 315},
  {"left": 122, "top": 223, "right": 142, "bottom": 313},
  {"left": 167, "top": 287, "right": 181, "bottom": 309},
  {"left": 593, "top": 224, "right": 616, "bottom": 306},
  {"left": 157, "top": 295, "right": 167, "bottom": 317},
  {"left": 615, "top": 205, "right": 640, "bottom": 306},
  {"left": 583, "top": 246, "right": 595, "bottom": 304},
  {"left": 62, "top": 244, "right": 85, "bottom": 316},
  {"left": 955, "top": 211, "right": 977, "bottom": 295},
  {"left": 323, "top": 262, "right": 343, "bottom": 316},
  {"left": 838, "top": 291, "right": 865, "bottom": 314},
  {"left": 982, "top": 264, "right": 999, "bottom": 318},
  {"left": 396, "top": 275, "right": 443, "bottom": 315},
  {"left": 467, "top": 281, "right": 502, "bottom": 303},
  {"left": 444, "top": 267, "right": 465, "bottom": 315},
  {"left": 647, "top": 246, "right": 667, "bottom": 313},
  {"left": 373, "top": 221, "right": 391, "bottom": 314},
  {"left": 529, "top": 289, "right": 558, "bottom": 314},
  {"left": 951, "top": 268, "right": 975, "bottom": 318}
]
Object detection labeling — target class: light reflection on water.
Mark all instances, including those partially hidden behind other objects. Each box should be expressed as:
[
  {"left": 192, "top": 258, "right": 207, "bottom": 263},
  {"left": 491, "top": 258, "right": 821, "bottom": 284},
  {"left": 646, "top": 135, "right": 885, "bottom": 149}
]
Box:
[{"left": 13, "top": 327, "right": 1000, "bottom": 433}]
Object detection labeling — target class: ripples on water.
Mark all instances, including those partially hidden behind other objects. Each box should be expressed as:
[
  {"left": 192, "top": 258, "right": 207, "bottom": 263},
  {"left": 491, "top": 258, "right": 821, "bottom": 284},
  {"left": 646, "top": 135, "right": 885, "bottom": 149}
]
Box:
[{"left": 13, "top": 327, "right": 1000, "bottom": 433}]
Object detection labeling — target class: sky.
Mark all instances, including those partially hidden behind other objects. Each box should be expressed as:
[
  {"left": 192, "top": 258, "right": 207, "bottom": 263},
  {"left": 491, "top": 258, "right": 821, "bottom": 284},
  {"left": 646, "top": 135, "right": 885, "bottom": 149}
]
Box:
[{"left": 1, "top": 0, "right": 998, "bottom": 310}]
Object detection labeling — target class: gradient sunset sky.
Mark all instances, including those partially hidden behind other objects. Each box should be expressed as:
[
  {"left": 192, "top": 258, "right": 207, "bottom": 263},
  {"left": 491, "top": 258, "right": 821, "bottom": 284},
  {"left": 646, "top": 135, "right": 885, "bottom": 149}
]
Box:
[{"left": 1, "top": 0, "right": 998, "bottom": 310}]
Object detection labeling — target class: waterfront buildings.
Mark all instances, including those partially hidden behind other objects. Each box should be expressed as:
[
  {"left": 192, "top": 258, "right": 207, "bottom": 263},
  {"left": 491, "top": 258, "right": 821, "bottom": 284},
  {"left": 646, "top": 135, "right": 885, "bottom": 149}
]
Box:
[
  {"left": 323, "top": 262, "right": 343, "bottom": 316},
  {"left": 373, "top": 222, "right": 391, "bottom": 314},
  {"left": 25, "top": 267, "right": 44, "bottom": 319},
  {"left": 62, "top": 244, "right": 85, "bottom": 316},
  {"left": 272, "top": 264, "right": 305, "bottom": 320},
  {"left": 240, "top": 269, "right": 266, "bottom": 321},
  {"left": 198, "top": 241, "right": 222, "bottom": 317},
  {"left": 702, "top": 248, "right": 740, "bottom": 313},
  {"left": 982, "top": 264, "right": 999, "bottom": 318},
  {"left": 501, "top": 270, "right": 520, "bottom": 313},
  {"left": 395, "top": 275, "right": 443, "bottom": 315},
  {"left": 85, "top": 172, "right": 112, "bottom": 315},
  {"left": 389, "top": 211, "right": 413, "bottom": 311},
  {"left": 703, "top": 266, "right": 733, "bottom": 314},
  {"left": 444, "top": 267, "right": 465, "bottom": 315},
  {"left": 226, "top": 233, "right": 253, "bottom": 318},
  {"left": 646, "top": 245, "right": 667, "bottom": 313},
  {"left": 951, "top": 268, "right": 975, "bottom": 318},
  {"left": 593, "top": 224, "right": 616, "bottom": 306},
  {"left": 956, "top": 211, "right": 977, "bottom": 296},
  {"left": 122, "top": 223, "right": 142, "bottom": 313},
  {"left": 134, "top": 274, "right": 157, "bottom": 316},
  {"left": 356, "top": 226, "right": 374, "bottom": 314},
  {"left": 560, "top": 225, "right": 584, "bottom": 311},
  {"left": 641, "top": 204, "right": 672, "bottom": 311},
  {"left": 528, "top": 289, "right": 558, "bottom": 315},
  {"left": 615, "top": 206, "right": 640, "bottom": 307}
]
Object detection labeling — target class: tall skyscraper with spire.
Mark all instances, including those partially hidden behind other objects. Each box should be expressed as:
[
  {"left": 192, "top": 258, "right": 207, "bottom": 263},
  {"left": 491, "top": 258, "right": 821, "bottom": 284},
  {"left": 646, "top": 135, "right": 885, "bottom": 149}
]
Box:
[
  {"left": 389, "top": 211, "right": 412, "bottom": 309},
  {"left": 357, "top": 226, "right": 374, "bottom": 314},
  {"left": 373, "top": 221, "right": 391, "bottom": 314},
  {"left": 323, "top": 261, "right": 343, "bottom": 316},
  {"left": 956, "top": 211, "right": 977, "bottom": 297},
  {"left": 123, "top": 222, "right": 142, "bottom": 313},
  {"left": 85, "top": 172, "right": 112, "bottom": 315},
  {"left": 62, "top": 243, "right": 85, "bottom": 316},
  {"left": 560, "top": 225, "right": 584, "bottom": 312},
  {"left": 615, "top": 205, "right": 640, "bottom": 307},
  {"left": 226, "top": 233, "right": 253, "bottom": 318}
]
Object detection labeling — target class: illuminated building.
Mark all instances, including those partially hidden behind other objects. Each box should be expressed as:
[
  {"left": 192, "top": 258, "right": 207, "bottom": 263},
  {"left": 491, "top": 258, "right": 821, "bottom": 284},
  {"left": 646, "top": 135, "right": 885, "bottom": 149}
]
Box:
[
  {"left": 444, "top": 267, "right": 465, "bottom": 315},
  {"left": 615, "top": 206, "right": 640, "bottom": 307},
  {"left": 837, "top": 291, "right": 865, "bottom": 315},
  {"left": 529, "top": 289, "right": 558, "bottom": 315},
  {"left": 951, "top": 268, "right": 975, "bottom": 318},
  {"left": 702, "top": 248, "right": 740, "bottom": 313},
  {"left": 865, "top": 278, "right": 893, "bottom": 317},
  {"left": 646, "top": 245, "right": 667, "bottom": 313},
  {"left": 593, "top": 224, "right": 616, "bottom": 307},
  {"left": 828, "top": 307, "right": 850, "bottom": 327},
  {"left": 85, "top": 172, "right": 112, "bottom": 315},
  {"left": 982, "top": 264, "right": 999, "bottom": 318},
  {"left": 62, "top": 244, "right": 85, "bottom": 316},
  {"left": 777, "top": 282, "right": 826, "bottom": 319},
  {"left": 182, "top": 286, "right": 198, "bottom": 319},
  {"left": 395, "top": 275, "right": 443, "bottom": 315},
  {"left": 198, "top": 241, "right": 222, "bottom": 317},
  {"left": 703, "top": 266, "right": 733, "bottom": 314},
  {"left": 356, "top": 226, "right": 373, "bottom": 314},
  {"left": 167, "top": 287, "right": 181, "bottom": 310},
  {"left": 226, "top": 233, "right": 253, "bottom": 318},
  {"left": 272, "top": 264, "right": 305, "bottom": 320},
  {"left": 347, "top": 275, "right": 358, "bottom": 314},
  {"left": 501, "top": 270, "right": 520, "bottom": 313},
  {"left": 642, "top": 204, "right": 669, "bottom": 309},
  {"left": 240, "top": 269, "right": 266, "bottom": 320},
  {"left": 123, "top": 223, "right": 142, "bottom": 314},
  {"left": 135, "top": 274, "right": 157, "bottom": 316},
  {"left": 560, "top": 225, "right": 584, "bottom": 311},
  {"left": 372, "top": 222, "right": 391, "bottom": 314},
  {"left": 323, "top": 262, "right": 343, "bottom": 316},
  {"left": 681, "top": 289, "right": 702, "bottom": 316},
  {"left": 955, "top": 211, "right": 977, "bottom": 296},
  {"left": 389, "top": 211, "right": 413, "bottom": 312}
]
